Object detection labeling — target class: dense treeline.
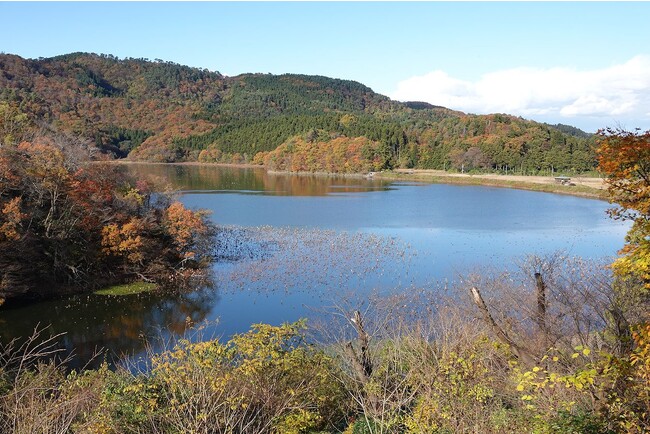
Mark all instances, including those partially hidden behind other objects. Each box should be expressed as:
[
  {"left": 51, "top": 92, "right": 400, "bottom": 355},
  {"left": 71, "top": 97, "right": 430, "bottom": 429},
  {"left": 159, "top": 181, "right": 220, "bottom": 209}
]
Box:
[
  {"left": 197, "top": 73, "right": 396, "bottom": 121},
  {"left": 95, "top": 126, "right": 151, "bottom": 158},
  {"left": 175, "top": 113, "right": 407, "bottom": 162},
  {"left": 1, "top": 52, "right": 597, "bottom": 172},
  {"left": 0, "top": 103, "right": 214, "bottom": 304},
  {"left": 258, "top": 132, "right": 392, "bottom": 174},
  {"left": 408, "top": 114, "right": 597, "bottom": 174},
  {"left": 233, "top": 113, "right": 596, "bottom": 175}
]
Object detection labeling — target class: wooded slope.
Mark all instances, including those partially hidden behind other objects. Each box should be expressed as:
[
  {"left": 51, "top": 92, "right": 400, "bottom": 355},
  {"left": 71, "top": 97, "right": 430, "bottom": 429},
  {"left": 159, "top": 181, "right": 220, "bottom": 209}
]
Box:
[{"left": 0, "top": 52, "right": 596, "bottom": 173}]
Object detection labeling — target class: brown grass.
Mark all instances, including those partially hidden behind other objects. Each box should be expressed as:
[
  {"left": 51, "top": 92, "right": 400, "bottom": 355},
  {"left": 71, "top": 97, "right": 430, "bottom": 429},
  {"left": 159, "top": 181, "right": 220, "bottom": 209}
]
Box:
[{"left": 382, "top": 169, "right": 606, "bottom": 199}]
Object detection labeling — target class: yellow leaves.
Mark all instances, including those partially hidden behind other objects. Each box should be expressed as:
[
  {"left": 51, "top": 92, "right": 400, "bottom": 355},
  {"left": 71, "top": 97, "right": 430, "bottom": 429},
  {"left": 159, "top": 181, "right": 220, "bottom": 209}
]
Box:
[
  {"left": 512, "top": 344, "right": 610, "bottom": 423},
  {"left": 101, "top": 217, "right": 146, "bottom": 263},
  {"left": 122, "top": 382, "right": 145, "bottom": 394},
  {"left": 0, "top": 197, "right": 25, "bottom": 241},
  {"left": 17, "top": 141, "right": 69, "bottom": 188},
  {"left": 403, "top": 397, "right": 442, "bottom": 433},
  {"left": 339, "top": 114, "right": 357, "bottom": 128},
  {"left": 0, "top": 102, "right": 29, "bottom": 146},
  {"left": 122, "top": 187, "right": 145, "bottom": 206},
  {"left": 597, "top": 129, "right": 650, "bottom": 290},
  {"left": 141, "top": 320, "right": 340, "bottom": 432},
  {"left": 165, "top": 201, "right": 208, "bottom": 253},
  {"left": 275, "top": 408, "right": 322, "bottom": 434},
  {"left": 263, "top": 134, "right": 387, "bottom": 174},
  {"left": 612, "top": 227, "right": 650, "bottom": 290},
  {"left": 629, "top": 324, "right": 650, "bottom": 381}
]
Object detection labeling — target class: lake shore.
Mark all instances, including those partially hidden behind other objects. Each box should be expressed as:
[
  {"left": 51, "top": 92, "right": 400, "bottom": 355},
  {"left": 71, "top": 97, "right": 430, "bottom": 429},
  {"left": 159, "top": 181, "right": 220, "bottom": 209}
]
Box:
[
  {"left": 112, "top": 160, "right": 607, "bottom": 199},
  {"left": 378, "top": 169, "right": 607, "bottom": 199}
]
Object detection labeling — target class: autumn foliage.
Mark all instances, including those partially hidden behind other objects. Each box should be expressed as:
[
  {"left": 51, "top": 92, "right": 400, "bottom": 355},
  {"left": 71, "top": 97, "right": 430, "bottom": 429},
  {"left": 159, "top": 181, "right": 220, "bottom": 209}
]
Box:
[
  {"left": 262, "top": 132, "right": 391, "bottom": 174},
  {"left": 597, "top": 128, "right": 650, "bottom": 290},
  {"left": 0, "top": 138, "right": 214, "bottom": 303},
  {"left": 0, "top": 53, "right": 597, "bottom": 173}
]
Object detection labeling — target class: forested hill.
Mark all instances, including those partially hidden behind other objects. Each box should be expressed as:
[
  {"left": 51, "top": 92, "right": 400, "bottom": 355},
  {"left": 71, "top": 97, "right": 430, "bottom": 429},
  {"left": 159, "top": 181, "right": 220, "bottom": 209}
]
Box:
[{"left": 0, "top": 52, "right": 596, "bottom": 173}]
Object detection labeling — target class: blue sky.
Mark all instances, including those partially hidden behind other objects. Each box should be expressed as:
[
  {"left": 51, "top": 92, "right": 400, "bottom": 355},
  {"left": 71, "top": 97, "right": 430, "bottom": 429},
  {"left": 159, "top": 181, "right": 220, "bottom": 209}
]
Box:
[{"left": 2, "top": 2, "right": 649, "bottom": 132}]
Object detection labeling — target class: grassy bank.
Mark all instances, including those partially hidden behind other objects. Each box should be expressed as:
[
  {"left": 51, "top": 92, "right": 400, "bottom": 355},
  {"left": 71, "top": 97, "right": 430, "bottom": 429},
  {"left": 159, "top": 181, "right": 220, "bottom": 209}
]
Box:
[
  {"left": 94, "top": 282, "right": 157, "bottom": 296},
  {"left": 1, "top": 272, "right": 648, "bottom": 433},
  {"left": 378, "top": 169, "right": 606, "bottom": 199}
]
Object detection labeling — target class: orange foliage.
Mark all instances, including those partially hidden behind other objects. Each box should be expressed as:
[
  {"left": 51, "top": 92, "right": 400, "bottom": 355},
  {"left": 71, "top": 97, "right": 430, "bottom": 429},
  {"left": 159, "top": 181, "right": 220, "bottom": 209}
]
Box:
[
  {"left": 597, "top": 128, "right": 650, "bottom": 289},
  {"left": 197, "top": 146, "right": 222, "bottom": 163},
  {"left": 264, "top": 135, "right": 388, "bottom": 174},
  {"left": 252, "top": 151, "right": 268, "bottom": 166},
  {"left": 69, "top": 165, "right": 119, "bottom": 219},
  {"left": 101, "top": 218, "right": 146, "bottom": 263},
  {"left": 0, "top": 197, "right": 25, "bottom": 241},
  {"left": 1, "top": 54, "right": 220, "bottom": 163},
  {"left": 165, "top": 202, "right": 209, "bottom": 257},
  {"left": 597, "top": 128, "right": 650, "bottom": 217},
  {"left": 0, "top": 153, "right": 20, "bottom": 193},
  {"left": 0, "top": 138, "right": 214, "bottom": 300}
]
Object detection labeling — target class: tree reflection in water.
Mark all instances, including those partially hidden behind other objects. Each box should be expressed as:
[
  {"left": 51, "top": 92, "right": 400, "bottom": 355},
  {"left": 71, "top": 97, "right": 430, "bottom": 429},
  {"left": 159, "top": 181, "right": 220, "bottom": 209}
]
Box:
[
  {"left": 123, "top": 163, "right": 393, "bottom": 197},
  {"left": 0, "top": 279, "right": 219, "bottom": 370}
]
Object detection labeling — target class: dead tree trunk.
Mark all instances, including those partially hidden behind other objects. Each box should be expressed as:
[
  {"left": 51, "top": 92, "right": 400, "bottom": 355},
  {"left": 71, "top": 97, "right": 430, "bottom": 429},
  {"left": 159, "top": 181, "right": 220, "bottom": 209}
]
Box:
[
  {"left": 470, "top": 286, "right": 535, "bottom": 366},
  {"left": 535, "top": 272, "right": 549, "bottom": 347},
  {"left": 344, "top": 310, "right": 379, "bottom": 415}
]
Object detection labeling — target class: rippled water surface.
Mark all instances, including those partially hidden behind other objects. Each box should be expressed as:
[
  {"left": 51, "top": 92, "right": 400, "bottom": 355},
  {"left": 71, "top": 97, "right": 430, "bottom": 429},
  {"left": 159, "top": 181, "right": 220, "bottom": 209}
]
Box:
[{"left": 0, "top": 164, "right": 628, "bottom": 367}]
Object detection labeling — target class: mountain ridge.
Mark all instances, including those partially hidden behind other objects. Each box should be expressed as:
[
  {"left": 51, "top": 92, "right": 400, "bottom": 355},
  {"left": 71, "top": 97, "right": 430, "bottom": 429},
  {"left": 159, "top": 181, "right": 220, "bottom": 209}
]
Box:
[{"left": 0, "top": 52, "right": 595, "bottom": 173}]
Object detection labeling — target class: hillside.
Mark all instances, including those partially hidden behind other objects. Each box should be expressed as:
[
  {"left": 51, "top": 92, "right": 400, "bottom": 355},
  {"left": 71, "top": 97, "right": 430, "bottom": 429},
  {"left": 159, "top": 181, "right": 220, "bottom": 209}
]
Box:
[{"left": 0, "top": 52, "right": 596, "bottom": 173}]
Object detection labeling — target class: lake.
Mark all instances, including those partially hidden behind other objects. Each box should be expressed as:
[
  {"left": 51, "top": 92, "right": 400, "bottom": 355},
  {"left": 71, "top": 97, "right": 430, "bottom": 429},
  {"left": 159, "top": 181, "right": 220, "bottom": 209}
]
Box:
[{"left": 0, "top": 164, "right": 629, "bottom": 368}]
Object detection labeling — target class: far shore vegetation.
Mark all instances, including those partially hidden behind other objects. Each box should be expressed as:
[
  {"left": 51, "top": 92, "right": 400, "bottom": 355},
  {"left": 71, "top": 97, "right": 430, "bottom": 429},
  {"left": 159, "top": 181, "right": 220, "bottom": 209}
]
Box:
[
  {"left": 2, "top": 53, "right": 596, "bottom": 174},
  {"left": 0, "top": 53, "right": 648, "bottom": 432},
  {"left": 107, "top": 159, "right": 606, "bottom": 200},
  {"left": 377, "top": 169, "right": 605, "bottom": 199}
]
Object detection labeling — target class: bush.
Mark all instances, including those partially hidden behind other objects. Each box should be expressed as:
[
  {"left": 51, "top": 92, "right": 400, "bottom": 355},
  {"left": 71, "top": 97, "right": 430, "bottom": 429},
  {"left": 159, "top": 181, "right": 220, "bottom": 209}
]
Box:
[{"left": 0, "top": 140, "right": 215, "bottom": 302}]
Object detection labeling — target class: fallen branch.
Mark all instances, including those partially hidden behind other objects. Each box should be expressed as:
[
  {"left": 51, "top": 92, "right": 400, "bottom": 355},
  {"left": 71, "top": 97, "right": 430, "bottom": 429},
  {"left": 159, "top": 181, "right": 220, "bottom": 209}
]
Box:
[{"left": 470, "top": 286, "right": 534, "bottom": 365}]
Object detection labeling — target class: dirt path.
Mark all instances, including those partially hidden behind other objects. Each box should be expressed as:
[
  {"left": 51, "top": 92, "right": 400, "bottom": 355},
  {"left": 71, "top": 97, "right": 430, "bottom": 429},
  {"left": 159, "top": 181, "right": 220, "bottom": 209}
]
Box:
[{"left": 392, "top": 169, "right": 605, "bottom": 190}]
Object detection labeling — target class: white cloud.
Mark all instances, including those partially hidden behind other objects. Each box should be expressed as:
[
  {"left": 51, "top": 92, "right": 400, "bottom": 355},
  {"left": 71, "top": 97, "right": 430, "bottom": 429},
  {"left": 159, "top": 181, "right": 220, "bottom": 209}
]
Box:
[{"left": 390, "top": 56, "right": 650, "bottom": 130}]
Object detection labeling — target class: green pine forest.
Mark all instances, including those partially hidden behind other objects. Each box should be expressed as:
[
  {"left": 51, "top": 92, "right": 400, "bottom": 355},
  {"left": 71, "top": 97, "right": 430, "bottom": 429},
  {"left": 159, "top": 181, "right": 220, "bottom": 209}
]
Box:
[{"left": 0, "top": 52, "right": 596, "bottom": 174}]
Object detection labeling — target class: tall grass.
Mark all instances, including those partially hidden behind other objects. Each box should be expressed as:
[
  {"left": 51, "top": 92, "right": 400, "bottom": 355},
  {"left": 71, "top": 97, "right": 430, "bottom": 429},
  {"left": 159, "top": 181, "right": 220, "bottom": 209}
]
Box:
[{"left": 1, "top": 255, "right": 648, "bottom": 433}]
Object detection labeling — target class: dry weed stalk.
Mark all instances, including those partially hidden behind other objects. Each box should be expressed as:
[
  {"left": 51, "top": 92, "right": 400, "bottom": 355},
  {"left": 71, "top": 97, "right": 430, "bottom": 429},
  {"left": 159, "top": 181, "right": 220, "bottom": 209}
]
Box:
[
  {"left": 465, "top": 254, "right": 636, "bottom": 365},
  {"left": 0, "top": 326, "right": 100, "bottom": 434}
]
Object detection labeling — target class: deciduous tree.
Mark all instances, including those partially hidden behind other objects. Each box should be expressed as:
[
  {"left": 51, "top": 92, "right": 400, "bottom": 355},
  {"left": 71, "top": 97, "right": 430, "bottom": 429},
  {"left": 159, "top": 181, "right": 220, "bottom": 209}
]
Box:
[{"left": 597, "top": 128, "right": 650, "bottom": 291}]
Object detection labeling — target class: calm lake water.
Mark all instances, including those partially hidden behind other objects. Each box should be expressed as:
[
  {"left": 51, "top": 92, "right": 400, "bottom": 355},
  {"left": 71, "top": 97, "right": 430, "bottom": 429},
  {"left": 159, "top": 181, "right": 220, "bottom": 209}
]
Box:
[{"left": 0, "top": 164, "right": 629, "bottom": 367}]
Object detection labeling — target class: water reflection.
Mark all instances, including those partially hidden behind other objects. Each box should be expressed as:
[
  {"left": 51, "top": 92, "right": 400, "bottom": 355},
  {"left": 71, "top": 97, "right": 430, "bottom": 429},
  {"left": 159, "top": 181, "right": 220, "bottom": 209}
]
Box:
[
  {"left": 122, "top": 163, "right": 394, "bottom": 196},
  {"left": 214, "top": 226, "right": 412, "bottom": 296},
  {"left": 0, "top": 285, "right": 218, "bottom": 369},
  {"left": 0, "top": 164, "right": 629, "bottom": 369}
]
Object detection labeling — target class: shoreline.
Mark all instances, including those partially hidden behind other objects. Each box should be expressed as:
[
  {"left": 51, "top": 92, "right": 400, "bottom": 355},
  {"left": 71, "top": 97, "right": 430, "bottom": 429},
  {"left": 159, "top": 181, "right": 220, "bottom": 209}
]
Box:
[
  {"left": 108, "top": 160, "right": 607, "bottom": 200},
  {"left": 378, "top": 169, "right": 606, "bottom": 200}
]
